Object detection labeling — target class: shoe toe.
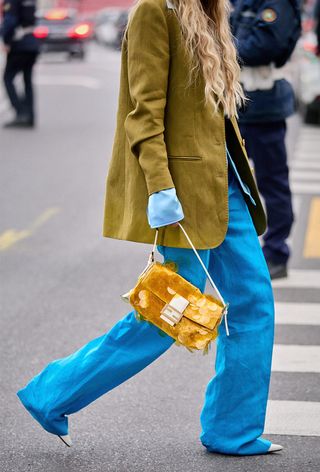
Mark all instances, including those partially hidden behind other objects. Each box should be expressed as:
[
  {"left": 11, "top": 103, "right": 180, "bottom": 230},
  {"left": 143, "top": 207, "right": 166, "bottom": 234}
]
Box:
[
  {"left": 268, "top": 443, "right": 283, "bottom": 452},
  {"left": 58, "top": 434, "right": 72, "bottom": 447}
]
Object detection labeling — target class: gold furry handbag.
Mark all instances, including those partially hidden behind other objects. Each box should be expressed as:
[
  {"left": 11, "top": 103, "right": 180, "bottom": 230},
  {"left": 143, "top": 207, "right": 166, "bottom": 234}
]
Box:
[{"left": 122, "top": 223, "right": 229, "bottom": 352}]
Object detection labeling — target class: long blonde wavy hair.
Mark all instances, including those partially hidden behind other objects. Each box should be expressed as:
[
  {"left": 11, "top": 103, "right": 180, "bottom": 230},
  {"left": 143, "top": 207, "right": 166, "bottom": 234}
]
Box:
[{"left": 173, "top": 0, "right": 245, "bottom": 117}]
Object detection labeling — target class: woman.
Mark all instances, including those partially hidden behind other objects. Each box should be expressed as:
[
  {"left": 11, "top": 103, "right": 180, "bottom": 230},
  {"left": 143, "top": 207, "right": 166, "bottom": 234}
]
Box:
[{"left": 17, "top": 0, "right": 282, "bottom": 456}]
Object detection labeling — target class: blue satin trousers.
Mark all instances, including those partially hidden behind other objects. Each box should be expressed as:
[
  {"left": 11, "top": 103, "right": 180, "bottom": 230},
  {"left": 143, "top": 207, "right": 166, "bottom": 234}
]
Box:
[{"left": 17, "top": 167, "right": 275, "bottom": 455}]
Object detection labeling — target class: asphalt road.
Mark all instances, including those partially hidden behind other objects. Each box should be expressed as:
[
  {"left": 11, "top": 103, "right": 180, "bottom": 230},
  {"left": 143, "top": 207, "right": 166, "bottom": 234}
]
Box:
[{"left": 0, "top": 43, "right": 320, "bottom": 472}]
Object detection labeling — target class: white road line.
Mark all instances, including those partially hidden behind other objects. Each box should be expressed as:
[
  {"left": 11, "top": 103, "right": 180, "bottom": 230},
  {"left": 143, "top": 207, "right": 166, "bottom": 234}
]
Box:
[
  {"left": 295, "top": 137, "right": 320, "bottom": 143},
  {"left": 298, "top": 133, "right": 320, "bottom": 138},
  {"left": 294, "top": 152, "right": 320, "bottom": 160},
  {"left": 295, "top": 148, "right": 320, "bottom": 155},
  {"left": 290, "top": 170, "right": 320, "bottom": 181},
  {"left": 265, "top": 400, "right": 320, "bottom": 436},
  {"left": 35, "top": 75, "right": 102, "bottom": 89},
  {"left": 272, "top": 345, "right": 320, "bottom": 373},
  {"left": 299, "top": 127, "right": 320, "bottom": 132},
  {"left": 299, "top": 128, "right": 320, "bottom": 135},
  {"left": 272, "top": 269, "right": 320, "bottom": 288},
  {"left": 296, "top": 140, "right": 320, "bottom": 147},
  {"left": 291, "top": 160, "right": 320, "bottom": 170},
  {"left": 296, "top": 131, "right": 320, "bottom": 137},
  {"left": 296, "top": 134, "right": 320, "bottom": 140},
  {"left": 275, "top": 302, "right": 320, "bottom": 325},
  {"left": 297, "top": 139, "right": 320, "bottom": 146},
  {"left": 289, "top": 182, "right": 320, "bottom": 194}
]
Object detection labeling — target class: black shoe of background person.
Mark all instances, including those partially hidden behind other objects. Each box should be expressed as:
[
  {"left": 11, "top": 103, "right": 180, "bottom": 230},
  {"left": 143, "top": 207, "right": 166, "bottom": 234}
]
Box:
[
  {"left": 3, "top": 114, "right": 35, "bottom": 129},
  {"left": 266, "top": 260, "right": 288, "bottom": 280}
]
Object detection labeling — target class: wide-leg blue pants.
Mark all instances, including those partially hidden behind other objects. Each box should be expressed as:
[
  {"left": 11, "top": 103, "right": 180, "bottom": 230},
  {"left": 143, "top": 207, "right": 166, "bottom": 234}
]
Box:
[{"left": 17, "top": 167, "right": 275, "bottom": 456}]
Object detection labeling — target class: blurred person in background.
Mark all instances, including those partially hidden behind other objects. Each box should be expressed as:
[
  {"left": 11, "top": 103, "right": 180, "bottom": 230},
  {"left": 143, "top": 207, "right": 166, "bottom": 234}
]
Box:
[
  {"left": 230, "top": 0, "right": 301, "bottom": 279},
  {"left": 17, "top": 0, "right": 283, "bottom": 457},
  {"left": 0, "top": 0, "right": 39, "bottom": 128}
]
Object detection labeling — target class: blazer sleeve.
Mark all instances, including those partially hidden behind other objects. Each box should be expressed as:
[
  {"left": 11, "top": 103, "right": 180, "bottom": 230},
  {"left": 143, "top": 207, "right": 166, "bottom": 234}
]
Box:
[{"left": 124, "top": 0, "right": 174, "bottom": 196}]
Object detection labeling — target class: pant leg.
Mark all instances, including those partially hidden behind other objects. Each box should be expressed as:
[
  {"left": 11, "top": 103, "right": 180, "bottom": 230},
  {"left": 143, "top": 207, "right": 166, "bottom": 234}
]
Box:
[
  {"left": 17, "top": 245, "right": 209, "bottom": 437},
  {"left": 200, "top": 167, "right": 275, "bottom": 455},
  {"left": 22, "top": 52, "right": 38, "bottom": 121},
  {"left": 240, "top": 121, "right": 294, "bottom": 265},
  {"left": 3, "top": 52, "right": 23, "bottom": 115}
]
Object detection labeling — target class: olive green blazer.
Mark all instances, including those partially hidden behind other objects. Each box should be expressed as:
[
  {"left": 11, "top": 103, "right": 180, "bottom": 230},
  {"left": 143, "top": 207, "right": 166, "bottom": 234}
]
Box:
[{"left": 103, "top": 0, "right": 267, "bottom": 249}]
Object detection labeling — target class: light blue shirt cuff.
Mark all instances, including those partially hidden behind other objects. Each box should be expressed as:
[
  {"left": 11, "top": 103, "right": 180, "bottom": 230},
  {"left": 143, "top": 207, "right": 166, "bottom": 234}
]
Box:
[{"left": 147, "top": 187, "right": 184, "bottom": 229}]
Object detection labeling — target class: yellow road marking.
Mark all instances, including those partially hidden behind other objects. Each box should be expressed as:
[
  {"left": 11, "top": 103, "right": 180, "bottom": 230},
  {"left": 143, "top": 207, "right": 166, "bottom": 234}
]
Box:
[
  {"left": 304, "top": 198, "right": 320, "bottom": 259},
  {"left": 0, "top": 207, "right": 60, "bottom": 251}
]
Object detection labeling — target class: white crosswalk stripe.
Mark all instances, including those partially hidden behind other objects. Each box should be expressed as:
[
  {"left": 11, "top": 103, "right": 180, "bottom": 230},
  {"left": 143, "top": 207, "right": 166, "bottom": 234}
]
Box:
[
  {"left": 290, "top": 183, "right": 320, "bottom": 194},
  {"left": 272, "top": 269, "right": 320, "bottom": 288},
  {"left": 291, "top": 170, "right": 320, "bottom": 180},
  {"left": 265, "top": 400, "right": 320, "bottom": 436},
  {"left": 275, "top": 302, "right": 320, "bottom": 325},
  {"left": 294, "top": 152, "right": 320, "bottom": 159},
  {"left": 291, "top": 160, "right": 320, "bottom": 170},
  {"left": 271, "top": 345, "right": 320, "bottom": 373}
]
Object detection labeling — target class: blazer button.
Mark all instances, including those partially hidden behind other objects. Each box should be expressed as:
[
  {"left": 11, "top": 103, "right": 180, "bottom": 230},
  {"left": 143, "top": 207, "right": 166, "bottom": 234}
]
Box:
[{"left": 242, "top": 138, "right": 246, "bottom": 146}]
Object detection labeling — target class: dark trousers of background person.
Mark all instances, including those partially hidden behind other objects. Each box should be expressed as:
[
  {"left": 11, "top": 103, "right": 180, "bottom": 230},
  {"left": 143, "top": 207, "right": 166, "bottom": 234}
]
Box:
[
  {"left": 3, "top": 51, "right": 38, "bottom": 123},
  {"left": 239, "top": 120, "right": 294, "bottom": 266}
]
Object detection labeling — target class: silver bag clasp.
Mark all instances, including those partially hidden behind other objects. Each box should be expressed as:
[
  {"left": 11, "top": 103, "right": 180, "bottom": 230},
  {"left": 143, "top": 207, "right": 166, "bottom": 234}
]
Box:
[{"left": 160, "top": 294, "right": 189, "bottom": 326}]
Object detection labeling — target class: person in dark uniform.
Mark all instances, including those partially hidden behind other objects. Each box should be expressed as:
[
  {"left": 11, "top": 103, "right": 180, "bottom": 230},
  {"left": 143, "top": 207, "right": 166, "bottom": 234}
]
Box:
[
  {"left": 230, "top": 0, "right": 301, "bottom": 279},
  {"left": 0, "top": 0, "right": 39, "bottom": 128}
]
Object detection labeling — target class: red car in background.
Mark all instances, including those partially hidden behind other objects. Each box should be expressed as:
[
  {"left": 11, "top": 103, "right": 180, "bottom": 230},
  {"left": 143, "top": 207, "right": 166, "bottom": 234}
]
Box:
[{"left": 34, "top": 8, "right": 93, "bottom": 60}]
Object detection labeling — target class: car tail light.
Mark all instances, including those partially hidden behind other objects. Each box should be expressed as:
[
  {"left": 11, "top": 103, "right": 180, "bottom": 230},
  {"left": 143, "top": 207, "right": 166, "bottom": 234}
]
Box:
[
  {"left": 33, "top": 25, "right": 49, "bottom": 39},
  {"left": 68, "top": 23, "right": 92, "bottom": 39}
]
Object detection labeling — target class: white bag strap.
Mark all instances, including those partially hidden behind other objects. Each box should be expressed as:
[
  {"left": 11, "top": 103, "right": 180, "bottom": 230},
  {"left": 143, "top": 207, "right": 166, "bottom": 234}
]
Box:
[{"left": 149, "top": 223, "right": 230, "bottom": 336}]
